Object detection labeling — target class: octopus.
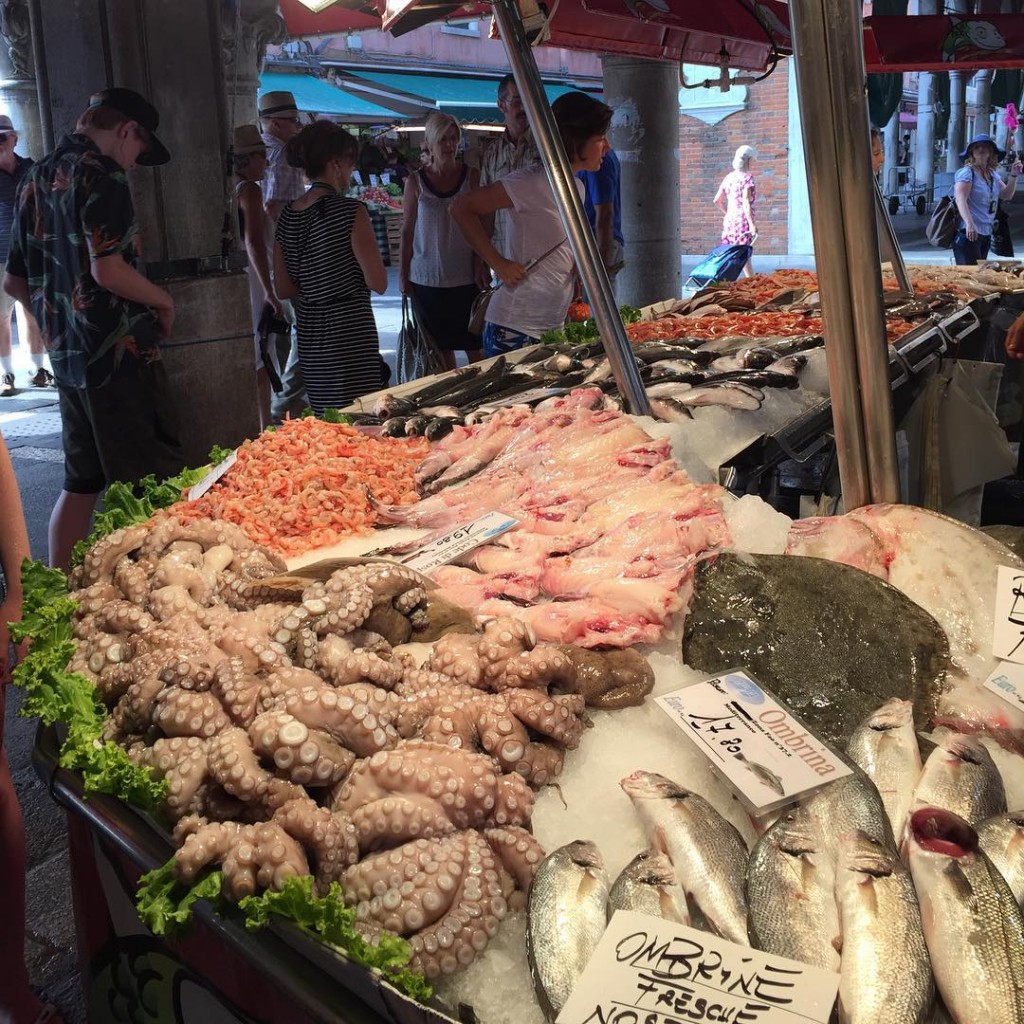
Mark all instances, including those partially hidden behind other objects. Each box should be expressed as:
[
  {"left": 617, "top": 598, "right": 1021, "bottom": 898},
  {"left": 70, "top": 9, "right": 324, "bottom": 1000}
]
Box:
[
  {"left": 341, "top": 829, "right": 526, "bottom": 980},
  {"left": 329, "top": 740, "right": 535, "bottom": 852}
]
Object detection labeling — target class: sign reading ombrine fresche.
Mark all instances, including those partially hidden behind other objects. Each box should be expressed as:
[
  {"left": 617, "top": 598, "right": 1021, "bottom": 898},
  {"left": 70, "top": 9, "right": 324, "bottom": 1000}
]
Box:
[
  {"left": 556, "top": 910, "right": 840, "bottom": 1024},
  {"left": 656, "top": 670, "right": 851, "bottom": 814}
]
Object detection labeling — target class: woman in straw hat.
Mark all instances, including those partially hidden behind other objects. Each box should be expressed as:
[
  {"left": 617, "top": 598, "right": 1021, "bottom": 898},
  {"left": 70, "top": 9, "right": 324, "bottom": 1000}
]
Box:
[{"left": 233, "top": 123, "right": 281, "bottom": 429}]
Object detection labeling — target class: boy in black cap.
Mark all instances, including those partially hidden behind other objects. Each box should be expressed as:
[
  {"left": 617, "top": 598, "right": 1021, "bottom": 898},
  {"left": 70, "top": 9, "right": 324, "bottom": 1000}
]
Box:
[{"left": 4, "top": 86, "right": 184, "bottom": 571}]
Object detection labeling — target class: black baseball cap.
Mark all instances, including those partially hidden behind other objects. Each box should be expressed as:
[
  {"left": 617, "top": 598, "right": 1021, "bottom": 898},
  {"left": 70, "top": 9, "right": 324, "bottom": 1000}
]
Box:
[{"left": 87, "top": 87, "right": 170, "bottom": 166}]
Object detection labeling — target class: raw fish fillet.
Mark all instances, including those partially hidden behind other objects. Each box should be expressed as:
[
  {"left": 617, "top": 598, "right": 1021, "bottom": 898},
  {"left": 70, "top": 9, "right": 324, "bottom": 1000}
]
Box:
[{"left": 786, "top": 515, "right": 888, "bottom": 578}]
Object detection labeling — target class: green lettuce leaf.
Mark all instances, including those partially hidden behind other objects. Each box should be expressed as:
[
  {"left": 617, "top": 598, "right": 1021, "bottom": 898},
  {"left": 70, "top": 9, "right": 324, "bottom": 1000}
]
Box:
[
  {"left": 207, "top": 444, "right": 235, "bottom": 465},
  {"left": 136, "top": 858, "right": 225, "bottom": 938},
  {"left": 10, "top": 557, "right": 167, "bottom": 813},
  {"left": 321, "top": 409, "right": 354, "bottom": 425},
  {"left": 239, "top": 876, "right": 432, "bottom": 1002}
]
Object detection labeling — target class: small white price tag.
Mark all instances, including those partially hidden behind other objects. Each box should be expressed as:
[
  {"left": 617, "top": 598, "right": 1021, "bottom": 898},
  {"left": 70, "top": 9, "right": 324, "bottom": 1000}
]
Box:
[
  {"left": 655, "top": 670, "right": 851, "bottom": 814},
  {"left": 992, "top": 565, "right": 1024, "bottom": 665},
  {"left": 187, "top": 450, "right": 238, "bottom": 502},
  {"left": 557, "top": 910, "right": 840, "bottom": 1024},
  {"left": 984, "top": 660, "right": 1024, "bottom": 713},
  {"left": 400, "top": 511, "right": 518, "bottom": 575}
]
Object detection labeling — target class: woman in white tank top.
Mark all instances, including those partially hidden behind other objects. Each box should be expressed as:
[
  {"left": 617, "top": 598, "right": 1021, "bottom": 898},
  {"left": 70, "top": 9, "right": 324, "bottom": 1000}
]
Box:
[{"left": 399, "top": 112, "right": 488, "bottom": 371}]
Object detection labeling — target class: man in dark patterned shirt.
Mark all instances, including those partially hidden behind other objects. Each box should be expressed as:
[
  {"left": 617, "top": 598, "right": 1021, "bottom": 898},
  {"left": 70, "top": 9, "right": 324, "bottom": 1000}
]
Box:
[{"left": 4, "top": 87, "right": 184, "bottom": 570}]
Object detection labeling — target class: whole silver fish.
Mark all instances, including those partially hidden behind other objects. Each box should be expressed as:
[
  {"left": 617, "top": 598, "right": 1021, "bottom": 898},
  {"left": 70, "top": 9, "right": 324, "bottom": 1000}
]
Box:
[
  {"left": 910, "top": 732, "right": 1007, "bottom": 825},
  {"left": 847, "top": 698, "right": 922, "bottom": 841},
  {"left": 646, "top": 381, "right": 694, "bottom": 398},
  {"left": 799, "top": 770, "right": 897, "bottom": 858},
  {"left": 620, "top": 770, "right": 749, "bottom": 944},
  {"left": 835, "top": 830, "right": 933, "bottom": 1024},
  {"left": 977, "top": 811, "right": 1024, "bottom": 909},
  {"left": 675, "top": 385, "right": 762, "bottom": 411},
  {"left": 608, "top": 851, "right": 689, "bottom": 925},
  {"left": 527, "top": 840, "right": 609, "bottom": 1021},
  {"left": 746, "top": 807, "right": 840, "bottom": 970},
  {"left": 907, "top": 807, "right": 1024, "bottom": 1024}
]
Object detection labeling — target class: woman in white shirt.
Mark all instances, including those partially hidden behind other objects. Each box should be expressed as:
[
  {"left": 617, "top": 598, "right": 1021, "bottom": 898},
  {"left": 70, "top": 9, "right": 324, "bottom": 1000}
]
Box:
[
  {"left": 399, "top": 111, "right": 487, "bottom": 370},
  {"left": 452, "top": 91, "right": 613, "bottom": 357}
]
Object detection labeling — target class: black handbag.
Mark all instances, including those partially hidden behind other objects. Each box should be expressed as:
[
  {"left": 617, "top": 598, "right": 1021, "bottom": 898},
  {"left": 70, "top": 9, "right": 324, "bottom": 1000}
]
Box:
[
  {"left": 992, "top": 202, "right": 1014, "bottom": 257},
  {"left": 925, "top": 196, "right": 959, "bottom": 248}
]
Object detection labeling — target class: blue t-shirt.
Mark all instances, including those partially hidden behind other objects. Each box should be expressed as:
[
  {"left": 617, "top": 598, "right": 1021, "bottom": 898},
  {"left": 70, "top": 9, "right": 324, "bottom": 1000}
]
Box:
[
  {"left": 955, "top": 166, "right": 1004, "bottom": 234},
  {"left": 577, "top": 149, "right": 623, "bottom": 245}
]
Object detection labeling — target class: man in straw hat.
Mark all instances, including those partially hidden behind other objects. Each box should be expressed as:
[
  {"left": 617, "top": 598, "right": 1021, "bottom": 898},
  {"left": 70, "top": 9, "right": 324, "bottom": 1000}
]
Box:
[
  {"left": 4, "top": 86, "right": 183, "bottom": 571},
  {"left": 0, "top": 114, "right": 52, "bottom": 396},
  {"left": 258, "top": 89, "right": 307, "bottom": 420}
]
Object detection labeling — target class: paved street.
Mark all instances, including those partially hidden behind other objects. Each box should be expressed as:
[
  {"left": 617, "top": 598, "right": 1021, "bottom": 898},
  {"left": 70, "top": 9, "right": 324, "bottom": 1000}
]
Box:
[{"left": 0, "top": 218, "right": 976, "bottom": 1022}]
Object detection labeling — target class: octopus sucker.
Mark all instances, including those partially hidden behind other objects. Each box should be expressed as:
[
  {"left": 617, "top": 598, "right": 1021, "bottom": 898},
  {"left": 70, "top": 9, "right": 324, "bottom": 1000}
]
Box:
[
  {"left": 76, "top": 523, "right": 149, "bottom": 587},
  {"left": 272, "top": 798, "right": 359, "bottom": 892}
]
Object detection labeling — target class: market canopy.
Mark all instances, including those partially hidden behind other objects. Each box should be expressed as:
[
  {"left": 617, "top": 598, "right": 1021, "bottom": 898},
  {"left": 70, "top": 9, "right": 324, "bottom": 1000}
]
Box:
[
  {"left": 259, "top": 70, "right": 405, "bottom": 122},
  {"left": 282, "top": 0, "right": 792, "bottom": 72},
  {"left": 340, "top": 69, "right": 597, "bottom": 125},
  {"left": 864, "top": 14, "right": 1024, "bottom": 72}
]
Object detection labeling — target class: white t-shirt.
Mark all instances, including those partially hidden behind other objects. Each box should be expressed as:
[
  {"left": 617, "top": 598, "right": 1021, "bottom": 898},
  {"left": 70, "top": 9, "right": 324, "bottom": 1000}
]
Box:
[{"left": 485, "top": 166, "right": 579, "bottom": 339}]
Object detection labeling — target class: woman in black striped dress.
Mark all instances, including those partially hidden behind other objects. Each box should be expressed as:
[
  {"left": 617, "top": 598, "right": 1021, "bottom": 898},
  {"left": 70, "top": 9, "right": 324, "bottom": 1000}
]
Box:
[{"left": 273, "top": 121, "right": 386, "bottom": 416}]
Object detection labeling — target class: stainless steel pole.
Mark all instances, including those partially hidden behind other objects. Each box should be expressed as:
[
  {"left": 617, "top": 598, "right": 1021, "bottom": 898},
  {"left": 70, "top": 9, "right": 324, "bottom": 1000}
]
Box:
[
  {"left": 789, "top": 0, "right": 899, "bottom": 507},
  {"left": 491, "top": 0, "right": 650, "bottom": 416},
  {"left": 874, "top": 180, "right": 912, "bottom": 296}
]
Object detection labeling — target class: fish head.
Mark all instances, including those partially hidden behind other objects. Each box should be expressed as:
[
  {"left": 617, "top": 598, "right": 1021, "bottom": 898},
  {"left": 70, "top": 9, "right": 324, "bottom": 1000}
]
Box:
[
  {"left": 620, "top": 770, "right": 690, "bottom": 802},
  {"left": 941, "top": 733, "right": 994, "bottom": 769},
  {"left": 866, "top": 697, "right": 915, "bottom": 732},
  {"left": 629, "top": 850, "right": 678, "bottom": 887},
  {"left": 770, "top": 811, "right": 822, "bottom": 859},
  {"left": 907, "top": 807, "right": 979, "bottom": 860},
  {"left": 563, "top": 839, "right": 604, "bottom": 872},
  {"left": 836, "top": 829, "right": 898, "bottom": 880}
]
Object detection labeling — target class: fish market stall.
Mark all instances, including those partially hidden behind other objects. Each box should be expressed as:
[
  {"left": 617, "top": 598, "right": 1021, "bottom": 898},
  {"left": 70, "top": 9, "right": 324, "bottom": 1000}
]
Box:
[{"left": 18, "top": 396, "right": 1024, "bottom": 1024}]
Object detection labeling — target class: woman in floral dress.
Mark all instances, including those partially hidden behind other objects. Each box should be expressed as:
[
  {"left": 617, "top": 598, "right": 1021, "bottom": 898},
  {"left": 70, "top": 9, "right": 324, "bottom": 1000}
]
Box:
[{"left": 714, "top": 145, "right": 757, "bottom": 277}]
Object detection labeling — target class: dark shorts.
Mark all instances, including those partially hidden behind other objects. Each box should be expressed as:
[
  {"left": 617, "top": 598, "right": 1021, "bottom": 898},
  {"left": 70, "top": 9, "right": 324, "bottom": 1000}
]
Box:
[
  {"left": 58, "top": 361, "right": 185, "bottom": 494},
  {"left": 410, "top": 282, "right": 481, "bottom": 352}
]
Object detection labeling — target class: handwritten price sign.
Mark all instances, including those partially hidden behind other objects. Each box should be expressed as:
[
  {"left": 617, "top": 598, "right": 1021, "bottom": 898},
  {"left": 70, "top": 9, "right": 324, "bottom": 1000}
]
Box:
[
  {"left": 992, "top": 566, "right": 1024, "bottom": 665},
  {"left": 557, "top": 911, "right": 839, "bottom": 1024}
]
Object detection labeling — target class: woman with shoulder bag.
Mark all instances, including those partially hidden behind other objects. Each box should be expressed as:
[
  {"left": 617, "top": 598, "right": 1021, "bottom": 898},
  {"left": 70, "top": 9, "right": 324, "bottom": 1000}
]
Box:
[
  {"left": 952, "top": 134, "right": 1022, "bottom": 265},
  {"left": 399, "top": 112, "right": 487, "bottom": 371},
  {"left": 451, "top": 91, "right": 613, "bottom": 357}
]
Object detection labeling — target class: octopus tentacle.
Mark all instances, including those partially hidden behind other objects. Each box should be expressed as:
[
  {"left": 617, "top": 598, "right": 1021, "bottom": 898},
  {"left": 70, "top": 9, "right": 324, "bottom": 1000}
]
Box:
[
  {"left": 174, "top": 821, "right": 244, "bottom": 883},
  {"left": 319, "top": 650, "right": 403, "bottom": 691},
  {"left": 483, "top": 827, "right": 546, "bottom": 912},
  {"left": 503, "top": 690, "right": 586, "bottom": 749},
  {"left": 112, "top": 557, "right": 151, "bottom": 605},
  {"left": 423, "top": 633, "right": 482, "bottom": 689},
  {"left": 127, "top": 736, "right": 210, "bottom": 817},
  {"left": 70, "top": 582, "right": 123, "bottom": 615},
  {"left": 273, "top": 798, "right": 359, "bottom": 892},
  {"left": 341, "top": 831, "right": 508, "bottom": 979},
  {"left": 78, "top": 524, "right": 149, "bottom": 587},
  {"left": 273, "top": 685, "right": 400, "bottom": 757},
  {"left": 152, "top": 687, "right": 231, "bottom": 739},
  {"left": 212, "top": 624, "right": 289, "bottom": 674},
  {"left": 96, "top": 661, "right": 137, "bottom": 705},
  {"left": 211, "top": 656, "right": 264, "bottom": 727},
  {"left": 477, "top": 617, "right": 536, "bottom": 691},
  {"left": 248, "top": 710, "right": 354, "bottom": 786}
]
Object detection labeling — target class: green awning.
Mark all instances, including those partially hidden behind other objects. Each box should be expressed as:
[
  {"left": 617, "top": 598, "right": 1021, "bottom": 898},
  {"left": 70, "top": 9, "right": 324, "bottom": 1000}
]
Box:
[
  {"left": 344, "top": 70, "right": 596, "bottom": 120},
  {"left": 259, "top": 71, "right": 402, "bottom": 123}
]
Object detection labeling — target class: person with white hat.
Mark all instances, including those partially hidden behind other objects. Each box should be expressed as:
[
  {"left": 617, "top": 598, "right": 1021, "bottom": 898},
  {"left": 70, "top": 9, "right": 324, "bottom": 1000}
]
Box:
[
  {"left": 258, "top": 89, "right": 308, "bottom": 420},
  {"left": 0, "top": 114, "right": 51, "bottom": 397},
  {"left": 953, "top": 133, "right": 1023, "bottom": 265}
]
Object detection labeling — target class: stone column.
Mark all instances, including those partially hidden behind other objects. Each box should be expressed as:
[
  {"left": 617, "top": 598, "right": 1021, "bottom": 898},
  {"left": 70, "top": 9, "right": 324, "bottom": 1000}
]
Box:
[
  {"left": 0, "top": 1, "right": 42, "bottom": 158},
  {"left": 947, "top": 70, "right": 966, "bottom": 173},
  {"left": 28, "top": 0, "right": 260, "bottom": 462},
  {"left": 601, "top": 55, "right": 681, "bottom": 306},
  {"left": 223, "top": 0, "right": 285, "bottom": 129},
  {"left": 974, "top": 69, "right": 993, "bottom": 134},
  {"left": 883, "top": 110, "right": 899, "bottom": 199}
]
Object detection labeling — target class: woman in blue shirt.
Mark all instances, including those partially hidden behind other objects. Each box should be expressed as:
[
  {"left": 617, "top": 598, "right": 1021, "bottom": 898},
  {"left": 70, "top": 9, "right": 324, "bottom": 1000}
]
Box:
[{"left": 952, "top": 133, "right": 1022, "bottom": 265}]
